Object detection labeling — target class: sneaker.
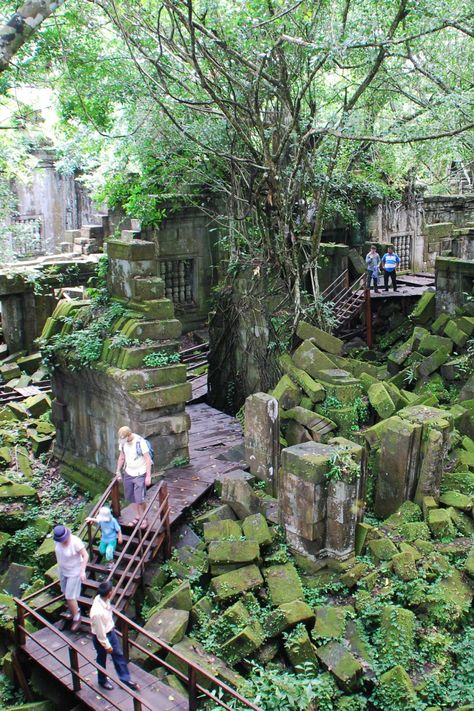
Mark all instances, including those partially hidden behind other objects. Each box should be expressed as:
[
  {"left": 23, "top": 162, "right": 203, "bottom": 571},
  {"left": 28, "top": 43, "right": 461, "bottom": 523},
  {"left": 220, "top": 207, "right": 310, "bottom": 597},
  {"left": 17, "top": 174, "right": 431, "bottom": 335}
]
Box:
[
  {"left": 99, "top": 680, "right": 114, "bottom": 691},
  {"left": 126, "top": 681, "right": 139, "bottom": 690},
  {"left": 71, "top": 617, "right": 82, "bottom": 632},
  {"left": 105, "top": 561, "right": 114, "bottom": 570}
]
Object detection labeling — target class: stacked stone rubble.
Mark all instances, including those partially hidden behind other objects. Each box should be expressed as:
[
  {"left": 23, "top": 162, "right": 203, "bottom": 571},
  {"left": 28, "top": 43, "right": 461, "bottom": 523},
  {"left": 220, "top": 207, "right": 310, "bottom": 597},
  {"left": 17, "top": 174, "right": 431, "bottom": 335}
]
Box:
[{"left": 44, "top": 239, "right": 190, "bottom": 492}]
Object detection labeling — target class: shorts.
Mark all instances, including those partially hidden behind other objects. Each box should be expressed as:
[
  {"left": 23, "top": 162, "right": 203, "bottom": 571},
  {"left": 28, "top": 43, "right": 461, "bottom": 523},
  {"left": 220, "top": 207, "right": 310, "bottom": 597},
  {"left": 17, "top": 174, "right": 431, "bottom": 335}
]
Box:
[
  {"left": 123, "top": 473, "right": 146, "bottom": 504},
  {"left": 59, "top": 573, "right": 82, "bottom": 600},
  {"left": 99, "top": 538, "right": 117, "bottom": 561}
]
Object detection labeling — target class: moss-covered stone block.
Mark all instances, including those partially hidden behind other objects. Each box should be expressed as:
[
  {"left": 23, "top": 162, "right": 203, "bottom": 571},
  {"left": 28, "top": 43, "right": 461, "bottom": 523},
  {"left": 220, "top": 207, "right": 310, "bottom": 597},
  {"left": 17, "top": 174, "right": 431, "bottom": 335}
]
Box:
[
  {"left": 280, "top": 353, "right": 326, "bottom": 402},
  {"left": 210, "top": 564, "right": 264, "bottom": 601},
  {"left": 293, "top": 340, "right": 335, "bottom": 378},
  {"left": 418, "top": 333, "right": 453, "bottom": 356},
  {"left": 266, "top": 600, "right": 315, "bottom": 638},
  {"left": 0, "top": 482, "right": 37, "bottom": 498},
  {"left": 202, "top": 518, "right": 241, "bottom": 542},
  {"left": 450, "top": 508, "right": 474, "bottom": 536},
  {"left": 410, "top": 290, "right": 435, "bottom": 324},
  {"left": 316, "top": 640, "right": 363, "bottom": 691},
  {"left": 221, "top": 622, "right": 265, "bottom": 663},
  {"left": 368, "top": 382, "right": 396, "bottom": 419},
  {"left": 155, "top": 580, "right": 193, "bottom": 611},
  {"left": 242, "top": 513, "right": 272, "bottom": 546},
  {"left": 418, "top": 348, "right": 451, "bottom": 378},
  {"left": 195, "top": 505, "right": 237, "bottom": 530},
  {"left": 208, "top": 540, "right": 260, "bottom": 567},
  {"left": 130, "top": 609, "right": 189, "bottom": 665},
  {"left": 422, "top": 496, "right": 438, "bottom": 520},
  {"left": 271, "top": 374, "right": 301, "bottom": 409},
  {"left": 426, "top": 569, "right": 472, "bottom": 627},
  {"left": 377, "top": 666, "right": 417, "bottom": 708},
  {"left": 367, "top": 537, "right": 398, "bottom": 562},
  {"left": 427, "top": 508, "right": 456, "bottom": 539},
  {"left": 399, "top": 521, "right": 431, "bottom": 542},
  {"left": 439, "top": 490, "right": 472, "bottom": 511},
  {"left": 340, "top": 563, "right": 369, "bottom": 589},
  {"left": 444, "top": 319, "right": 469, "bottom": 348},
  {"left": 391, "top": 551, "right": 418, "bottom": 581},
  {"left": 297, "top": 321, "right": 343, "bottom": 355},
  {"left": 431, "top": 312, "right": 450, "bottom": 335},
  {"left": 264, "top": 563, "right": 304, "bottom": 605},
  {"left": 165, "top": 637, "right": 247, "bottom": 692},
  {"left": 312, "top": 606, "right": 353, "bottom": 641},
  {"left": 129, "top": 382, "right": 192, "bottom": 410},
  {"left": 23, "top": 393, "right": 51, "bottom": 418},
  {"left": 284, "top": 624, "right": 318, "bottom": 670}
]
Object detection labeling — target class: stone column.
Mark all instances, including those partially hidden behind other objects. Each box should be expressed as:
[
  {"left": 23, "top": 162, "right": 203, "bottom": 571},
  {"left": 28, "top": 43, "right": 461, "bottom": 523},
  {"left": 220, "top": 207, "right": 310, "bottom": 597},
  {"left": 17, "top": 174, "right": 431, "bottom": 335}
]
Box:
[
  {"left": 279, "top": 438, "right": 365, "bottom": 561},
  {"left": 244, "top": 392, "right": 279, "bottom": 495}
]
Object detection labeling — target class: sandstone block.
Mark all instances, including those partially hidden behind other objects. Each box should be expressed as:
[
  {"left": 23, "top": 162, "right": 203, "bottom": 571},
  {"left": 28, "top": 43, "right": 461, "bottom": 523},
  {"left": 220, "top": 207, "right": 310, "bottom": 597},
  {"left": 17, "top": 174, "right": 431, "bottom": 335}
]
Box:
[
  {"left": 210, "top": 564, "right": 264, "bottom": 600},
  {"left": 444, "top": 319, "right": 468, "bottom": 348},
  {"left": 284, "top": 625, "right": 318, "bottom": 670},
  {"left": 266, "top": 600, "right": 315, "bottom": 638},
  {"left": 208, "top": 540, "right": 260, "bottom": 566},
  {"left": 297, "top": 321, "right": 343, "bottom": 354},
  {"left": 293, "top": 340, "right": 335, "bottom": 378},
  {"left": 220, "top": 478, "right": 262, "bottom": 519},
  {"left": 264, "top": 563, "right": 304, "bottom": 605},
  {"left": 439, "top": 490, "right": 472, "bottom": 511},
  {"left": 312, "top": 605, "right": 352, "bottom": 641},
  {"left": 242, "top": 513, "right": 272, "bottom": 546},
  {"left": 377, "top": 666, "right": 417, "bottom": 707},
  {"left": 368, "top": 383, "right": 396, "bottom": 419},
  {"left": 316, "top": 641, "right": 362, "bottom": 691},
  {"left": 427, "top": 508, "right": 455, "bottom": 539},
  {"left": 410, "top": 290, "right": 435, "bottom": 324},
  {"left": 203, "top": 519, "right": 241, "bottom": 542},
  {"left": 271, "top": 375, "right": 301, "bottom": 409},
  {"left": 130, "top": 609, "right": 189, "bottom": 664}
]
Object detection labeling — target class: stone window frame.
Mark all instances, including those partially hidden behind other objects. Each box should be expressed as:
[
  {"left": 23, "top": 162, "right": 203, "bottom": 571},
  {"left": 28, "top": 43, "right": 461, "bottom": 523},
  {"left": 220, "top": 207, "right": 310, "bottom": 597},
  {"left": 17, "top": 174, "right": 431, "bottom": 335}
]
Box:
[{"left": 159, "top": 255, "right": 198, "bottom": 307}]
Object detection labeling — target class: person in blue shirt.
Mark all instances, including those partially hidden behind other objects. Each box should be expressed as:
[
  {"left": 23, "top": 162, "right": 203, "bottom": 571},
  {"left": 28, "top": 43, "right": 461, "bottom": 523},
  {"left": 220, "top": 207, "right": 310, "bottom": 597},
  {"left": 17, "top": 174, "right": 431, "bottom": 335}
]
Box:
[
  {"left": 381, "top": 245, "right": 400, "bottom": 292},
  {"left": 86, "top": 506, "right": 122, "bottom": 569}
]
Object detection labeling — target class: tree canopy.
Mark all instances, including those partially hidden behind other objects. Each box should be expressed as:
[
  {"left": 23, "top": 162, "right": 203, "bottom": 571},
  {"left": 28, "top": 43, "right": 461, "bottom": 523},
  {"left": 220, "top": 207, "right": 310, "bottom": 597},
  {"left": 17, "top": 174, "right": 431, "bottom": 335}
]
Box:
[{"left": 1, "top": 0, "right": 473, "bottom": 319}]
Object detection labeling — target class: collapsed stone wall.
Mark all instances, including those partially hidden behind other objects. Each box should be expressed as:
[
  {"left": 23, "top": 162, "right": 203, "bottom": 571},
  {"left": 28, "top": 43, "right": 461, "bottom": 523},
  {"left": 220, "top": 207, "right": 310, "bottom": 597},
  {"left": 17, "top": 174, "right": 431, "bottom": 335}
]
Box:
[
  {"left": 43, "top": 239, "right": 191, "bottom": 493},
  {"left": 244, "top": 289, "right": 474, "bottom": 561}
]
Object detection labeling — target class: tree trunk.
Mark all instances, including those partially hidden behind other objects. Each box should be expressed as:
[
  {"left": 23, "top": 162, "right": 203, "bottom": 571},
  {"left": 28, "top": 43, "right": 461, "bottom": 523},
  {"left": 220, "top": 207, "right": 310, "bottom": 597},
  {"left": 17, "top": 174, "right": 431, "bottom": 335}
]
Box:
[{"left": 0, "top": 0, "right": 66, "bottom": 73}]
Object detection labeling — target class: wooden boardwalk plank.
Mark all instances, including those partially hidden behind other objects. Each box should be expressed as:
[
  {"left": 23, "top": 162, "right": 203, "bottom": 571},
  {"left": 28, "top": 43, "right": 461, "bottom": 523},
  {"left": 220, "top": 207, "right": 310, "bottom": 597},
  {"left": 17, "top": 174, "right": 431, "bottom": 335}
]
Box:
[
  {"left": 121, "top": 403, "right": 244, "bottom": 531},
  {"left": 25, "top": 627, "right": 187, "bottom": 711}
]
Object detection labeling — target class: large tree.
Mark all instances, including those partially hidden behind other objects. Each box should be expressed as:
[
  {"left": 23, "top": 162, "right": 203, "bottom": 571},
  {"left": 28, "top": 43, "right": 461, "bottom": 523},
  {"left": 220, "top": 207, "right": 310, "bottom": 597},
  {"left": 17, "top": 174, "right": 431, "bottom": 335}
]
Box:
[
  {"left": 90, "top": 0, "right": 473, "bottom": 324},
  {"left": 0, "top": 1, "right": 67, "bottom": 73}
]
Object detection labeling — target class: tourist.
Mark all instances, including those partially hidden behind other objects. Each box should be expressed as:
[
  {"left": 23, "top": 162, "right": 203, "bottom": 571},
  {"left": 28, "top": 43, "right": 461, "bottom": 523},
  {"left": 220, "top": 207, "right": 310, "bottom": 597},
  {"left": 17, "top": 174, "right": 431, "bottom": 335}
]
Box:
[
  {"left": 381, "top": 245, "right": 400, "bottom": 292},
  {"left": 115, "top": 426, "right": 152, "bottom": 529},
  {"left": 85, "top": 506, "right": 123, "bottom": 570},
  {"left": 90, "top": 580, "right": 139, "bottom": 691},
  {"left": 53, "top": 524, "right": 89, "bottom": 632},
  {"left": 365, "top": 244, "right": 380, "bottom": 292}
]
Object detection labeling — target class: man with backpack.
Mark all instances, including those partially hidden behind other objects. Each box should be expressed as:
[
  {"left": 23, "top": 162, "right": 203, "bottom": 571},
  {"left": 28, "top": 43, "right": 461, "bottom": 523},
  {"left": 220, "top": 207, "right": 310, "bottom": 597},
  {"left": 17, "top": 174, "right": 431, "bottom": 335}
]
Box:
[{"left": 115, "top": 426, "right": 153, "bottom": 529}]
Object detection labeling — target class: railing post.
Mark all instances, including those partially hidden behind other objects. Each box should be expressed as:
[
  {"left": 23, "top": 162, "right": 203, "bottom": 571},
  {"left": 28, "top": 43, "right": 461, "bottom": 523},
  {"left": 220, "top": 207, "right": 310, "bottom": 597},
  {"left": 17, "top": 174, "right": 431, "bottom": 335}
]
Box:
[
  {"left": 87, "top": 521, "right": 93, "bottom": 560},
  {"left": 15, "top": 602, "right": 26, "bottom": 646},
  {"left": 188, "top": 665, "right": 198, "bottom": 711},
  {"left": 111, "top": 479, "right": 121, "bottom": 518},
  {"left": 133, "top": 697, "right": 143, "bottom": 711},
  {"left": 365, "top": 286, "right": 373, "bottom": 348},
  {"left": 160, "top": 483, "right": 171, "bottom": 559},
  {"left": 122, "top": 618, "right": 130, "bottom": 662},
  {"left": 69, "top": 647, "right": 81, "bottom": 692}
]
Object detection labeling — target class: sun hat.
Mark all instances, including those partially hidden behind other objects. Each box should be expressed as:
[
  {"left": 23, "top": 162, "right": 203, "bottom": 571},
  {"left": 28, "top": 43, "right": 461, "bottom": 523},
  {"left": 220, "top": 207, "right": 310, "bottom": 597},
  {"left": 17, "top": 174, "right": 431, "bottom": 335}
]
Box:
[
  {"left": 96, "top": 506, "right": 112, "bottom": 523},
  {"left": 53, "top": 524, "right": 70, "bottom": 543},
  {"left": 118, "top": 426, "right": 132, "bottom": 439}
]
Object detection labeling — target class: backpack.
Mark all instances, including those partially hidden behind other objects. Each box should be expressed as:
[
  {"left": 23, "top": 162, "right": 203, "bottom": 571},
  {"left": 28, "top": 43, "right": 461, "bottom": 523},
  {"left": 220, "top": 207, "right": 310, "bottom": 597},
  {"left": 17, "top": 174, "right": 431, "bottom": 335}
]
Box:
[
  {"left": 136, "top": 437, "right": 154, "bottom": 464},
  {"left": 120, "top": 437, "right": 155, "bottom": 465}
]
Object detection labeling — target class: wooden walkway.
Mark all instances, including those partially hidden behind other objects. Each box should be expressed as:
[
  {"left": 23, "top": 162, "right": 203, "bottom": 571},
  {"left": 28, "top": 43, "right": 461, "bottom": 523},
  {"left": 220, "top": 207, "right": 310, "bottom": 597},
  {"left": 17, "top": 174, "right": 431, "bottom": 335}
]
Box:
[
  {"left": 23, "top": 626, "right": 187, "bottom": 711},
  {"left": 15, "top": 402, "right": 252, "bottom": 711},
  {"left": 120, "top": 402, "right": 244, "bottom": 530},
  {"left": 364, "top": 272, "right": 435, "bottom": 299}
]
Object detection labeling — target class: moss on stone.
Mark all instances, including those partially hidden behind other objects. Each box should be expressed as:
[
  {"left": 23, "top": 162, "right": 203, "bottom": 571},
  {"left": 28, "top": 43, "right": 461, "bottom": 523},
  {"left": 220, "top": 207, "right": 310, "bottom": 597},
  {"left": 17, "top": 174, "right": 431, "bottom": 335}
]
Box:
[
  {"left": 439, "top": 490, "right": 472, "bottom": 511},
  {"left": 241, "top": 513, "right": 272, "bottom": 546},
  {"left": 391, "top": 551, "right": 418, "bottom": 581},
  {"left": 264, "top": 563, "right": 305, "bottom": 605},
  {"left": 284, "top": 624, "right": 318, "bottom": 670},
  {"left": 426, "top": 569, "right": 472, "bottom": 627},
  {"left": 367, "top": 538, "right": 398, "bottom": 562},
  {"left": 203, "top": 519, "right": 241, "bottom": 542},
  {"left": 312, "top": 606, "right": 353, "bottom": 641},
  {"left": 427, "top": 508, "right": 456, "bottom": 539},
  {"left": 316, "top": 640, "right": 363, "bottom": 691},
  {"left": 210, "top": 564, "right": 264, "bottom": 601},
  {"left": 376, "top": 665, "right": 417, "bottom": 709}
]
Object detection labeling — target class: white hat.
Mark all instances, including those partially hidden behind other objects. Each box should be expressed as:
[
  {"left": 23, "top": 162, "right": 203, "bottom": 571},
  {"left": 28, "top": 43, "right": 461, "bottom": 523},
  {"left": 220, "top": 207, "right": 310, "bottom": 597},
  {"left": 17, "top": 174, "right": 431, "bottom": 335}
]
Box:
[{"left": 96, "top": 506, "right": 112, "bottom": 523}]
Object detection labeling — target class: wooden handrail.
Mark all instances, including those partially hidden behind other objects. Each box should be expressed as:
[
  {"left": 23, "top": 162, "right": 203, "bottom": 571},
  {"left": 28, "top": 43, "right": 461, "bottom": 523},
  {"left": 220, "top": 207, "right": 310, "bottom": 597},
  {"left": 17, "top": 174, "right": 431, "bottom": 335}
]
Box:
[
  {"left": 15, "top": 596, "right": 262, "bottom": 711},
  {"left": 14, "top": 598, "right": 146, "bottom": 710}
]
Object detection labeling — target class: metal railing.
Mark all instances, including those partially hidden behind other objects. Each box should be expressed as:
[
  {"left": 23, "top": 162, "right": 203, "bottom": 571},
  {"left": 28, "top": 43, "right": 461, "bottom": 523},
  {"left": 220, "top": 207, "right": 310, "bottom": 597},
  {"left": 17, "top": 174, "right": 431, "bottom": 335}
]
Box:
[{"left": 15, "top": 595, "right": 262, "bottom": 711}]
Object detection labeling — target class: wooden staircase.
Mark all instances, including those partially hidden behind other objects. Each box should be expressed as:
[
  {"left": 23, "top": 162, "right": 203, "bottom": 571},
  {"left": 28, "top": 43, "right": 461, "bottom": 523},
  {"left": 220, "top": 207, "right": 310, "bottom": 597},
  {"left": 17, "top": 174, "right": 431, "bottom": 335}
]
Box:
[{"left": 321, "top": 270, "right": 368, "bottom": 331}]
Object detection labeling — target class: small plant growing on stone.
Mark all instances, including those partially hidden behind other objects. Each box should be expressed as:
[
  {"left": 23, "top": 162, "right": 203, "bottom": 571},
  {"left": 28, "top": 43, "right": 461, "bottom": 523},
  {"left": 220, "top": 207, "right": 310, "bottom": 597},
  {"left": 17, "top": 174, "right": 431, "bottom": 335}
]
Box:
[
  {"left": 326, "top": 450, "right": 360, "bottom": 483},
  {"left": 143, "top": 351, "right": 181, "bottom": 368}
]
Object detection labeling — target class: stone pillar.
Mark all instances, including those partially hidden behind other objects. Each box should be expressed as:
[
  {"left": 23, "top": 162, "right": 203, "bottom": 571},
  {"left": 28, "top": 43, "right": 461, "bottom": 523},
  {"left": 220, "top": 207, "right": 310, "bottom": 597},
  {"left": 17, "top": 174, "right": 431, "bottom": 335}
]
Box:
[
  {"left": 369, "top": 405, "right": 454, "bottom": 518},
  {"left": 279, "top": 438, "right": 365, "bottom": 561},
  {"left": 244, "top": 392, "right": 279, "bottom": 495},
  {"left": 374, "top": 417, "right": 422, "bottom": 519}
]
